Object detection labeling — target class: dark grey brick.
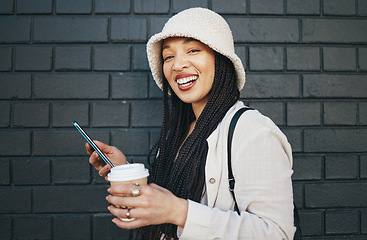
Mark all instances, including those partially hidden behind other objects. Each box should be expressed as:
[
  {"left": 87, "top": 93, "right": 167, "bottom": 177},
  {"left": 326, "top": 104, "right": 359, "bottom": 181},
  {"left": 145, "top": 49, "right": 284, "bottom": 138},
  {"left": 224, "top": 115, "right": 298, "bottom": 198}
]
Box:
[
  {"left": 0, "top": 0, "right": 13, "bottom": 14},
  {"left": 132, "top": 44, "right": 150, "bottom": 70},
  {"left": 0, "top": 75, "right": 31, "bottom": 99},
  {"left": 362, "top": 155, "right": 367, "bottom": 179},
  {"left": 52, "top": 102, "right": 89, "bottom": 127},
  {"left": 287, "top": 47, "right": 320, "bottom": 71},
  {"left": 212, "top": 0, "right": 246, "bottom": 14},
  {"left": 56, "top": 0, "right": 92, "bottom": 14},
  {"left": 92, "top": 102, "right": 130, "bottom": 127},
  {"left": 0, "top": 47, "right": 12, "bottom": 71},
  {"left": 305, "top": 182, "right": 367, "bottom": 208},
  {"left": 362, "top": 210, "right": 367, "bottom": 233},
  {"left": 0, "top": 131, "right": 30, "bottom": 156},
  {"left": 93, "top": 214, "right": 131, "bottom": 240},
  {"left": 54, "top": 216, "right": 91, "bottom": 240},
  {"left": 0, "top": 159, "right": 10, "bottom": 185},
  {"left": 131, "top": 100, "right": 163, "bottom": 127},
  {"left": 95, "top": 0, "right": 130, "bottom": 14},
  {"left": 360, "top": 102, "right": 367, "bottom": 125},
  {"left": 149, "top": 74, "right": 163, "bottom": 98},
  {"left": 34, "top": 74, "right": 109, "bottom": 99},
  {"left": 111, "top": 130, "right": 150, "bottom": 155},
  {"left": 241, "top": 74, "right": 300, "bottom": 98},
  {"left": 324, "top": 0, "right": 356, "bottom": 16},
  {"left": 323, "top": 47, "right": 356, "bottom": 71},
  {"left": 134, "top": 0, "right": 169, "bottom": 13},
  {"left": 111, "top": 17, "right": 147, "bottom": 42},
  {"left": 292, "top": 155, "right": 323, "bottom": 180},
  {"left": 33, "top": 187, "right": 108, "bottom": 213},
  {"left": 325, "top": 210, "right": 359, "bottom": 234},
  {"left": 303, "top": 19, "right": 367, "bottom": 43},
  {"left": 288, "top": 102, "right": 320, "bottom": 126},
  {"left": 15, "top": 46, "right": 52, "bottom": 71},
  {"left": 13, "top": 103, "right": 49, "bottom": 127},
  {"left": 14, "top": 216, "right": 51, "bottom": 239},
  {"left": 298, "top": 211, "right": 323, "bottom": 236},
  {"left": 304, "top": 128, "right": 367, "bottom": 153},
  {"left": 52, "top": 158, "right": 90, "bottom": 184},
  {"left": 112, "top": 73, "right": 148, "bottom": 99},
  {"left": 292, "top": 183, "right": 303, "bottom": 207},
  {"left": 150, "top": 129, "right": 161, "bottom": 149},
  {"left": 94, "top": 46, "right": 130, "bottom": 71},
  {"left": 287, "top": 0, "right": 320, "bottom": 15},
  {"left": 0, "top": 102, "right": 10, "bottom": 127},
  {"left": 148, "top": 16, "right": 170, "bottom": 36},
  {"left": 172, "top": 0, "right": 208, "bottom": 12},
  {"left": 17, "top": 0, "right": 52, "bottom": 14},
  {"left": 34, "top": 17, "right": 108, "bottom": 43},
  {"left": 0, "top": 18, "right": 31, "bottom": 43},
  {"left": 0, "top": 217, "right": 11, "bottom": 240},
  {"left": 34, "top": 130, "right": 108, "bottom": 156},
  {"left": 0, "top": 188, "right": 32, "bottom": 213},
  {"left": 324, "top": 102, "right": 357, "bottom": 125},
  {"left": 248, "top": 101, "right": 284, "bottom": 126},
  {"left": 325, "top": 155, "right": 359, "bottom": 179},
  {"left": 359, "top": 47, "right": 367, "bottom": 70},
  {"left": 303, "top": 75, "right": 367, "bottom": 98},
  {"left": 55, "top": 46, "right": 91, "bottom": 71},
  {"left": 235, "top": 46, "right": 247, "bottom": 71},
  {"left": 250, "top": 0, "right": 283, "bottom": 14},
  {"left": 12, "top": 159, "right": 51, "bottom": 185},
  {"left": 359, "top": 0, "right": 367, "bottom": 16},
  {"left": 227, "top": 18, "right": 299, "bottom": 43},
  {"left": 280, "top": 128, "right": 302, "bottom": 152},
  {"left": 249, "top": 47, "right": 284, "bottom": 71}
]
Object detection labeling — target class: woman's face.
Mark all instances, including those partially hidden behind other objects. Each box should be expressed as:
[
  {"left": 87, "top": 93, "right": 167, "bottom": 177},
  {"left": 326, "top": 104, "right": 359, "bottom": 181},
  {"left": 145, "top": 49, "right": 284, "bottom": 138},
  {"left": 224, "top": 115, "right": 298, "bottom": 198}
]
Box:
[{"left": 162, "top": 37, "right": 215, "bottom": 110}]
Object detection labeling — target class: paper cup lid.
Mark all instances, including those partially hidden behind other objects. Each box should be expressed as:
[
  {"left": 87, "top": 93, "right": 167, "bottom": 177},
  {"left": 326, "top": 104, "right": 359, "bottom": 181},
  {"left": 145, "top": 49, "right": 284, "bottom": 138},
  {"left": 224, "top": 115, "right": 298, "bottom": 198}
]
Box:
[{"left": 107, "top": 163, "right": 149, "bottom": 181}]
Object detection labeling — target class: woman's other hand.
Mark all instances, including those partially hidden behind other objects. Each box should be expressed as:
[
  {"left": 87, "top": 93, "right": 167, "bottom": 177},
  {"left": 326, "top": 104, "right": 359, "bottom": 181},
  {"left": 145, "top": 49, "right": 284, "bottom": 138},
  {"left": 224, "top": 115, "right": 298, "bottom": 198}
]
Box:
[
  {"left": 85, "top": 140, "right": 127, "bottom": 179},
  {"left": 106, "top": 183, "right": 188, "bottom": 229}
]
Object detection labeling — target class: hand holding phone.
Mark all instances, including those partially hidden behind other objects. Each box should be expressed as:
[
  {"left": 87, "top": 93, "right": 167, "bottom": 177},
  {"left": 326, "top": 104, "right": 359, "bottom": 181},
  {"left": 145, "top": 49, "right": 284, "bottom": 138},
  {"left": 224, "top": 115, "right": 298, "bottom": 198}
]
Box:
[{"left": 72, "top": 121, "right": 115, "bottom": 168}]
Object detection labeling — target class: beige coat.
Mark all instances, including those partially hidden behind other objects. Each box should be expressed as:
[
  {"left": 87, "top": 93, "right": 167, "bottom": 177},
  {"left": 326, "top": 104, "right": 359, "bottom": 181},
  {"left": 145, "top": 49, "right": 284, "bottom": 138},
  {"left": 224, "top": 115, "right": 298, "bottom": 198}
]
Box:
[{"left": 178, "top": 101, "right": 296, "bottom": 239}]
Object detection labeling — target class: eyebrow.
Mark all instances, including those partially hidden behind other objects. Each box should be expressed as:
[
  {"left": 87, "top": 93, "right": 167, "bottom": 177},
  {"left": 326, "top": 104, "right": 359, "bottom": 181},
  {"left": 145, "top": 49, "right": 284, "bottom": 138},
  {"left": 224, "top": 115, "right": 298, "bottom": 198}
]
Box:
[{"left": 162, "top": 38, "right": 199, "bottom": 51}]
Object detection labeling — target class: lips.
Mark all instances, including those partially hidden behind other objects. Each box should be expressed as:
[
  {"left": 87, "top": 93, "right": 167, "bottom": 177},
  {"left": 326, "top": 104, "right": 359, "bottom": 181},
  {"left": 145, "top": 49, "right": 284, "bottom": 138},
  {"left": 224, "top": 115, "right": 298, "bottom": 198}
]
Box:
[{"left": 175, "top": 75, "right": 198, "bottom": 91}]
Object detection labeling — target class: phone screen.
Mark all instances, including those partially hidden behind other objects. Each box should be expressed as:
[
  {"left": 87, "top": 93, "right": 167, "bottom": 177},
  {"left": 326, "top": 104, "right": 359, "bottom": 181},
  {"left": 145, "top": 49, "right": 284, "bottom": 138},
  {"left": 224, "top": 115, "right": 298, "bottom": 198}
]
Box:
[{"left": 72, "top": 121, "right": 114, "bottom": 168}]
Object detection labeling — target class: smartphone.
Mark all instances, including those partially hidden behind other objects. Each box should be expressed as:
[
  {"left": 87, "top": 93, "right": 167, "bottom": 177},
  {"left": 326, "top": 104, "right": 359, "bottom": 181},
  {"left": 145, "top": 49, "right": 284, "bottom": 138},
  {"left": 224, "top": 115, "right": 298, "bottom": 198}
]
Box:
[{"left": 72, "top": 121, "right": 114, "bottom": 168}]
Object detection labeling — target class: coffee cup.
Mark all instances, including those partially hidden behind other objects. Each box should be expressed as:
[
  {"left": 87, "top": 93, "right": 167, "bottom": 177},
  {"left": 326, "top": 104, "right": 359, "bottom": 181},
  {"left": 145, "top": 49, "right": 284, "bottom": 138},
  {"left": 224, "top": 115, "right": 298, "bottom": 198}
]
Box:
[{"left": 107, "top": 163, "right": 149, "bottom": 221}]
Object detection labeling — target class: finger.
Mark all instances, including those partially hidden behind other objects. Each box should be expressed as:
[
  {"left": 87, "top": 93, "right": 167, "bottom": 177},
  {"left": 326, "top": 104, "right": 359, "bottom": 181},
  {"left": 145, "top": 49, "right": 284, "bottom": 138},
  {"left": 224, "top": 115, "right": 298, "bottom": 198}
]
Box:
[
  {"left": 98, "top": 164, "right": 112, "bottom": 178},
  {"left": 112, "top": 216, "right": 145, "bottom": 230},
  {"left": 89, "top": 152, "right": 104, "bottom": 170},
  {"left": 93, "top": 140, "right": 114, "bottom": 154},
  {"left": 85, "top": 142, "right": 94, "bottom": 156},
  {"left": 108, "top": 183, "right": 144, "bottom": 197}
]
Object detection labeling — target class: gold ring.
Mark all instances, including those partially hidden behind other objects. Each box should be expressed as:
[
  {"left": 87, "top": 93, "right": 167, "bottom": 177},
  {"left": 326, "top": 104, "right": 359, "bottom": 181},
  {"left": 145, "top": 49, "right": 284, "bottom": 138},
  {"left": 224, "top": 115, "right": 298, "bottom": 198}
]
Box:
[
  {"left": 131, "top": 183, "right": 141, "bottom": 197},
  {"left": 126, "top": 209, "right": 131, "bottom": 219}
]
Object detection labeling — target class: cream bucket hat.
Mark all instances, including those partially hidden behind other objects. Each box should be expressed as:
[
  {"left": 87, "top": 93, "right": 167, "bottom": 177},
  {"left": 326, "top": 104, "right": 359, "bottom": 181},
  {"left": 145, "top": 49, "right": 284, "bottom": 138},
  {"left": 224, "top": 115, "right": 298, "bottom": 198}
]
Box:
[{"left": 146, "top": 7, "right": 246, "bottom": 91}]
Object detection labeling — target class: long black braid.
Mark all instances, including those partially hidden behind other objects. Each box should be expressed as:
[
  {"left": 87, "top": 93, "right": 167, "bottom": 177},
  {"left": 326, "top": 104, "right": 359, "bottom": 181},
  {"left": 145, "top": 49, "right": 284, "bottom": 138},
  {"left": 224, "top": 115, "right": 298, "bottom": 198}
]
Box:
[{"left": 140, "top": 52, "right": 240, "bottom": 239}]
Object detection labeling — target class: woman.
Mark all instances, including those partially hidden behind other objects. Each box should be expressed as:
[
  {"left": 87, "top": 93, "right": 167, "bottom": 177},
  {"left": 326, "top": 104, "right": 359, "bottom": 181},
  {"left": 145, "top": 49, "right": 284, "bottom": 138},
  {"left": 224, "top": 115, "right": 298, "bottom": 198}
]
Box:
[{"left": 87, "top": 7, "right": 296, "bottom": 239}]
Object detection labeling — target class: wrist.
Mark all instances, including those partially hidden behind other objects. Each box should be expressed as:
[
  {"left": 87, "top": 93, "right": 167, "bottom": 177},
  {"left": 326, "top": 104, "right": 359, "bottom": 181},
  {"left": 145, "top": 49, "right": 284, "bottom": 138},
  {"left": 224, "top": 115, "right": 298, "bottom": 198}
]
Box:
[{"left": 170, "top": 197, "right": 188, "bottom": 228}]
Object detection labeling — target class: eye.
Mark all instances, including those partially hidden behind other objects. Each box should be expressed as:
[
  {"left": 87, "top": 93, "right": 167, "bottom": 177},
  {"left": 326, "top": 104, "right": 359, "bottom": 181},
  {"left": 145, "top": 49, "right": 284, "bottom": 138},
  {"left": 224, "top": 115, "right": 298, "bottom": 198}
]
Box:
[
  {"left": 163, "top": 55, "right": 174, "bottom": 62},
  {"left": 188, "top": 49, "right": 200, "bottom": 54}
]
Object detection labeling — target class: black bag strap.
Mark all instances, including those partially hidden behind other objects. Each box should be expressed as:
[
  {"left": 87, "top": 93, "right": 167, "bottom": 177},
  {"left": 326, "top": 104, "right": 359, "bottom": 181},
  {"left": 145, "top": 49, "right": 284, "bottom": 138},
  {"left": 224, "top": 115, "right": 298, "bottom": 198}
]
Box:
[
  {"left": 227, "top": 107, "right": 302, "bottom": 239},
  {"left": 227, "top": 107, "right": 252, "bottom": 214}
]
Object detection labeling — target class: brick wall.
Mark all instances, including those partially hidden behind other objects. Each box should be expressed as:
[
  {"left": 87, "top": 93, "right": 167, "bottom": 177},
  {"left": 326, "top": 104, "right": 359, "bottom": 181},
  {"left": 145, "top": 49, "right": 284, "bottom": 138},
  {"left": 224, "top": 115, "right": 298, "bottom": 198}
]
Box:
[{"left": 0, "top": 0, "right": 366, "bottom": 239}]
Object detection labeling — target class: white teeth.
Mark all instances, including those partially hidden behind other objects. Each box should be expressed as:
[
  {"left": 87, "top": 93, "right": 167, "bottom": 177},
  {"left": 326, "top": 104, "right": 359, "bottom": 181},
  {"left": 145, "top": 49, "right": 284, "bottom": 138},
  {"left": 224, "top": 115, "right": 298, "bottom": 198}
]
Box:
[{"left": 176, "top": 76, "right": 198, "bottom": 85}]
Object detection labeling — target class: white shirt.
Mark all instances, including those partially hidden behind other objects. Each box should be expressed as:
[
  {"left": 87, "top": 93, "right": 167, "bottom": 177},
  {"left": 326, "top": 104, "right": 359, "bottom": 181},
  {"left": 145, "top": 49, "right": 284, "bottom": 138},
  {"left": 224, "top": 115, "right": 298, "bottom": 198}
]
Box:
[{"left": 178, "top": 101, "right": 296, "bottom": 239}]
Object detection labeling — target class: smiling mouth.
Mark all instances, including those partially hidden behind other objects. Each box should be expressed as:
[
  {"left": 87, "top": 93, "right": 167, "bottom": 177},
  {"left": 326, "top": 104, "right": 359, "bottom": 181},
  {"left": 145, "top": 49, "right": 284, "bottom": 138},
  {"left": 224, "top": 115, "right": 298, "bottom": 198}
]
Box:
[{"left": 176, "top": 75, "right": 198, "bottom": 87}]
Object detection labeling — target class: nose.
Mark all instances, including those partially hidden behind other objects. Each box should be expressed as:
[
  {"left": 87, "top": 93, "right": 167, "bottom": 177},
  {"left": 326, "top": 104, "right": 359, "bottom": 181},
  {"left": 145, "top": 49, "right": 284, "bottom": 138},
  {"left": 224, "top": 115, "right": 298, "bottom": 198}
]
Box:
[{"left": 172, "top": 56, "right": 188, "bottom": 72}]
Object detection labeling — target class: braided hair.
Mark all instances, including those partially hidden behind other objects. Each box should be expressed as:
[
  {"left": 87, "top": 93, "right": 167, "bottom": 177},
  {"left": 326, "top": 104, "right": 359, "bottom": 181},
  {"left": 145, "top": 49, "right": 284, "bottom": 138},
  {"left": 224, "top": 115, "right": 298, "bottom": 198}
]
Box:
[{"left": 140, "top": 52, "right": 240, "bottom": 239}]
